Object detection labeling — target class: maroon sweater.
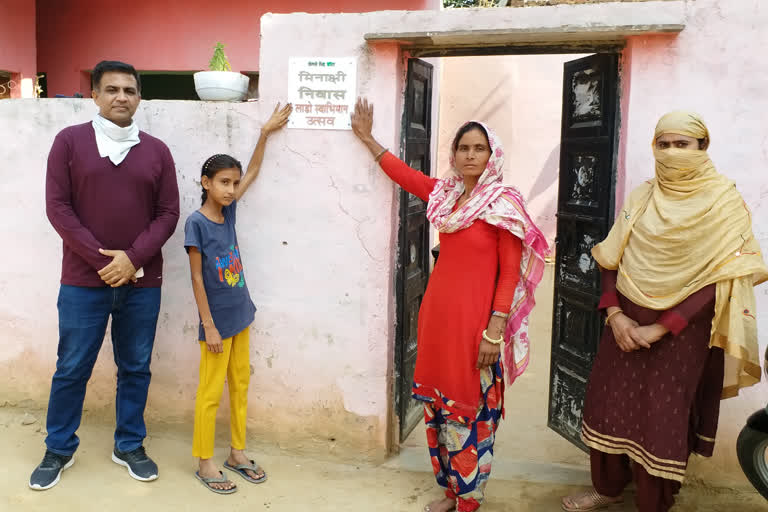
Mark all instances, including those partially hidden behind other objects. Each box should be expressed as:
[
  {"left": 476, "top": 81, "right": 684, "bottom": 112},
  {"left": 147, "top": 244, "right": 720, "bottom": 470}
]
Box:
[{"left": 45, "top": 122, "right": 180, "bottom": 287}]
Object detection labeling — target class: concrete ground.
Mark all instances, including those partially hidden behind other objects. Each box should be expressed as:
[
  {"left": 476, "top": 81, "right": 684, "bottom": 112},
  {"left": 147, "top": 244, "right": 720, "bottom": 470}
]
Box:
[{"left": 1, "top": 405, "right": 766, "bottom": 512}]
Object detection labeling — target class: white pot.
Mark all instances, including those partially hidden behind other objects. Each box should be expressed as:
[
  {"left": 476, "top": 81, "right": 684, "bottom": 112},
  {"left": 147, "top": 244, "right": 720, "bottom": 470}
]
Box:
[{"left": 193, "top": 71, "right": 249, "bottom": 101}]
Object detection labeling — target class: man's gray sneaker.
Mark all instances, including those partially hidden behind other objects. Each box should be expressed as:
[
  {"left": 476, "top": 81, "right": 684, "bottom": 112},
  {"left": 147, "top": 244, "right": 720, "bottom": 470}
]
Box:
[
  {"left": 29, "top": 450, "right": 74, "bottom": 490},
  {"left": 112, "top": 446, "right": 158, "bottom": 481}
]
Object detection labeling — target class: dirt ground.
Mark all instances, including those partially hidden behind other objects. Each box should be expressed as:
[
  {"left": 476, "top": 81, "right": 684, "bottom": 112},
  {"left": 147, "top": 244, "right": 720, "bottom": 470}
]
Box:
[
  {"left": 4, "top": 267, "right": 766, "bottom": 510},
  {"left": 1, "top": 406, "right": 765, "bottom": 512}
]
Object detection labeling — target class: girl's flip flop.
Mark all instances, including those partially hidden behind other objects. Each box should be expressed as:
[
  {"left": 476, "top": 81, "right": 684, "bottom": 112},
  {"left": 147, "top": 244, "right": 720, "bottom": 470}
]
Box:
[
  {"left": 223, "top": 460, "right": 267, "bottom": 484},
  {"left": 194, "top": 470, "right": 237, "bottom": 494}
]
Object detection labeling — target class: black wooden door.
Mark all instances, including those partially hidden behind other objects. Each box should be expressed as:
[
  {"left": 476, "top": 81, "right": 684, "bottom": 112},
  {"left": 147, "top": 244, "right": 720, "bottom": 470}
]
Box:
[
  {"left": 548, "top": 54, "right": 619, "bottom": 449},
  {"left": 395, "top": 59, "right": 433, "bottom": 442}
]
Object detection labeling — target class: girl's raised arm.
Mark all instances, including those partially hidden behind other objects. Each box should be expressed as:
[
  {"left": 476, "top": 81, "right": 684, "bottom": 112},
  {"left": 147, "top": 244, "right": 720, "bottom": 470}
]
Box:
[{"left": 235, "top": 102, "right": 292, "bottom": 201}]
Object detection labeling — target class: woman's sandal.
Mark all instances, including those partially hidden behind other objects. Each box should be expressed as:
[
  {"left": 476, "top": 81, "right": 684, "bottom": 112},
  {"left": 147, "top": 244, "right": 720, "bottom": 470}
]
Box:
[
  {"left": 561, "top": 490, "right": 623, "bottom": 511},
  {"left": 223, "top": 459, "right": 267, "bottom": 484},
  {"left": 194, "top": 470, "right": 237, "bottom": 494}
]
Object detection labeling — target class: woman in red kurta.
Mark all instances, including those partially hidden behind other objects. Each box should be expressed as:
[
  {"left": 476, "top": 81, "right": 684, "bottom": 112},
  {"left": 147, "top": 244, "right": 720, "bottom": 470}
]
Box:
[{"left": 351, "top": 99, "right": 548, "bottom": 512}]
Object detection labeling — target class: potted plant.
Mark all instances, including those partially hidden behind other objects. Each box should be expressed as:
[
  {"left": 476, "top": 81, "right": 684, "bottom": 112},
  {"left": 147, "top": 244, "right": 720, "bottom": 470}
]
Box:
[{"left": 193, "top": 42, "right": 250, "bottom": 101}]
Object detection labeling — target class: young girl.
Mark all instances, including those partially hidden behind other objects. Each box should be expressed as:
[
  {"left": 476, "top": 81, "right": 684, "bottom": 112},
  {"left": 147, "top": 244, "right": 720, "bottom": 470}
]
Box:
[{"left": 184, "top": 103, "right": 292, "bottom": 494}]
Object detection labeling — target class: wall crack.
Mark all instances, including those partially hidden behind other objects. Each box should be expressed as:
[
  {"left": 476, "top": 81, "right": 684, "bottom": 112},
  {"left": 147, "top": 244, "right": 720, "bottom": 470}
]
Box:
[{"left": 329, "top": 176, "right": 383, "bottom": 263}]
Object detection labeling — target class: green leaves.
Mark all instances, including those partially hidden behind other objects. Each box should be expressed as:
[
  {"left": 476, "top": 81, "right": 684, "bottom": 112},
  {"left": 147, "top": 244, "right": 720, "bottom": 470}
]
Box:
[{"left": 209, "top": 42, "right": 232, "bottom": 72}]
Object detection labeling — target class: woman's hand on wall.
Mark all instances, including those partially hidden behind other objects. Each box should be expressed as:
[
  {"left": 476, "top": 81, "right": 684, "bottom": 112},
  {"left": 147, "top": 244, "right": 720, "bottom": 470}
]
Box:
[
  {"left": 351, "top": 97, "right": 387, "bottom": 159},
  {"left": 351, "top": 97, "right": 374, "bottom": 142}
]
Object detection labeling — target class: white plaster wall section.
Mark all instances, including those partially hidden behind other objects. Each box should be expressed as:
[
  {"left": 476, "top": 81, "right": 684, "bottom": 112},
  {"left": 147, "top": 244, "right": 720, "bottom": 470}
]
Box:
[
  {"left": 0, "top": 100, "right": 85, "bottom": 366},
  {"left": 337, "top": 374, "right": 383, "bottom": 417},
  {"left": 0, "top": 99, "right": 259, "bottom": 402},
  {"left": 360, "top": 1, "right": 685, "bottom": 40},
  {"left": 0, "top": 95, "right": 402, "bottom": 450},
  {"left": 0, "top": 96, "right": 386, "bottom": 428},
  {"left": 260, "top": 13, "right": 407, "bottom": 422}
]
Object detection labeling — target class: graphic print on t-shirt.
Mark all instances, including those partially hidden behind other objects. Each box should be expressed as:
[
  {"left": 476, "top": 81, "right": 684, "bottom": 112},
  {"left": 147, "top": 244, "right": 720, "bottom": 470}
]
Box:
[{"left": 216, "top": 245, "right": 245, "bottom": 288}]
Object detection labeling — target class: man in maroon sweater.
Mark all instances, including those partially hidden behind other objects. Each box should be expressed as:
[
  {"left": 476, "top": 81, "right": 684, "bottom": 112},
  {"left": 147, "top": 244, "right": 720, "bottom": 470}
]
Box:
[{"left": 30, "top": 61, "right": 179, "bottom": 491}]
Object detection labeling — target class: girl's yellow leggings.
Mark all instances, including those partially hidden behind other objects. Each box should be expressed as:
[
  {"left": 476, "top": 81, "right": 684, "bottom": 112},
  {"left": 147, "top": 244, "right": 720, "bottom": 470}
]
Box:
[{"left": 192, "top": 327, "right": 250, "bottom": 459}]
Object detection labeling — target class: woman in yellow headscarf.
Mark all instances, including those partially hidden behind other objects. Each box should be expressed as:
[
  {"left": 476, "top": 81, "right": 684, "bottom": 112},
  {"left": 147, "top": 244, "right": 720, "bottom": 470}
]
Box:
[{"left": 562, "top": 111, "right": 768, "bottom": 512}]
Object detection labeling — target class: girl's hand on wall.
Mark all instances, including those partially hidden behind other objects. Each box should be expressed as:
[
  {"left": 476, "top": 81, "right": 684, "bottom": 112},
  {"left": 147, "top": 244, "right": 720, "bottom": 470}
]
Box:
[
  {"left": 262, "top": 102, "right": 292, "bottom": 137},
  {"left": 205, "top": 327, "right": 224, "bottom": 354}
]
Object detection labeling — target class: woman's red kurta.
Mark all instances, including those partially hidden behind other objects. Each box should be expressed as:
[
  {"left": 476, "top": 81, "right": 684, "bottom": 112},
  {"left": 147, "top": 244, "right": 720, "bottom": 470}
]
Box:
[{"left": 379, "top": 153, "right": 522, "bottom": 420}]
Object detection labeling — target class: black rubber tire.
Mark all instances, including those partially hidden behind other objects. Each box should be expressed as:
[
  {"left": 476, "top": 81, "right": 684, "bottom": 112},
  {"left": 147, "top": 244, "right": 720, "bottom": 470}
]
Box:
[{"left": 737, "top": 423, "right": 768, "bottom": 500}]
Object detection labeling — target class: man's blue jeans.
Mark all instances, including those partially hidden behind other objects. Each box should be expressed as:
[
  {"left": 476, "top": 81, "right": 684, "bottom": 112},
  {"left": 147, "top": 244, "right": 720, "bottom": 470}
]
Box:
[{"left": 45, "top": 284, "right": 161, "bottom": 456}]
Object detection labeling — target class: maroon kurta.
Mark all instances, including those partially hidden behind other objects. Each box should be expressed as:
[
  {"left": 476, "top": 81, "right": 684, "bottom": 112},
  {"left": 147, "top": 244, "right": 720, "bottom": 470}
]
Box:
[{"left": 582, "top": 270, "right": 724, "bottom": 482}]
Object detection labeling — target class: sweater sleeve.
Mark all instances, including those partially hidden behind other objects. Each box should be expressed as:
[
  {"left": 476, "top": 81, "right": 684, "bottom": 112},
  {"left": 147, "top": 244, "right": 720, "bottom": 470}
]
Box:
[
  {"left": 657, "top": 284, "right": 716, "bottom": 336},
  {"left": 597, "top": 269, "right": 620, "bottom": 310},
  {"left": 45, "top": 132, "right": 112, "bottom": 271},
  {"left": 378, "top": 152, "right": 438, "bottom": 202},
  {"left": 125, "top": 144, "right": 181, "bottom": 269},
  {"left": 492, "top": 230, "right": 523, "bottom": 311}
]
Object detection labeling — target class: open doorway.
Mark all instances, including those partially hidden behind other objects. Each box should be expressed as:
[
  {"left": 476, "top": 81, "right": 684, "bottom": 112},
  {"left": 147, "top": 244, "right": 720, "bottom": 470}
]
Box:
[{"left": 392, "top": 50, "right": 621, "bottom": 477}]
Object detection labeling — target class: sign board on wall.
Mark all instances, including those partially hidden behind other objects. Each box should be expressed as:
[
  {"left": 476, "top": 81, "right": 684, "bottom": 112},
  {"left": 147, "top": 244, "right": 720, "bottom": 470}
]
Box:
[{"left": 287, "top": 57, "right": 357, "bottom": 130}]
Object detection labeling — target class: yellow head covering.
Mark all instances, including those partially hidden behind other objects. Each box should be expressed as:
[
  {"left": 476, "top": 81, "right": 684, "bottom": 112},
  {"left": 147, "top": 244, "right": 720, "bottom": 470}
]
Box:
[
  {"left": 653, "top": 109, "right": 709, "bottom": 140},
  {"left": 592, "top": 111, "right": 768, "bottom": 398}
]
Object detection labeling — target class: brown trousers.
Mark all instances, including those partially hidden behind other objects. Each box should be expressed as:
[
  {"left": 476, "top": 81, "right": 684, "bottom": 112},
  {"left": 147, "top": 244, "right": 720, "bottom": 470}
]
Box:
[{"left": 591, "top": 449, "right": 682, "bottom": 512}]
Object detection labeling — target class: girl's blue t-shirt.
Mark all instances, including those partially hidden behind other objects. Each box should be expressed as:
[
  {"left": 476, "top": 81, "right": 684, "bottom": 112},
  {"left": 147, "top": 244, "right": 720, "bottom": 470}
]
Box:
[{"left": 183, "top": 201, "right": 256, "bottom": 341}]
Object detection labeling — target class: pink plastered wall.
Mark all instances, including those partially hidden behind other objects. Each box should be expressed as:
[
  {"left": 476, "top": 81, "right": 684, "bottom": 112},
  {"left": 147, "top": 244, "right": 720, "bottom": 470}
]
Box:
[
  {"left": 0, "top": 0, "right": 36, "bottom": 98},
  {"left": 0, "top": 10, "right": 419, "bottom": 462}
]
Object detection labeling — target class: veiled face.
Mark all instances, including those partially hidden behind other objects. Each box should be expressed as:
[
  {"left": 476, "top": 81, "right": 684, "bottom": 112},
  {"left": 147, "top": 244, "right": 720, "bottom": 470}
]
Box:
[{"left": 654, "top": 133, "right": 702, "bottom": 151}]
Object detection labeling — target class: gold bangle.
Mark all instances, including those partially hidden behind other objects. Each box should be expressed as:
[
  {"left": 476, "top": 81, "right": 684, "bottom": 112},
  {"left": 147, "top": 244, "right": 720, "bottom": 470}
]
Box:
[
  {"left": 374, "top": 148, "right": 388, "bottom": 162},
  {"left": 482, "top": 329, "right": 504, "bottom": 345},
  {"left": 604, "top": 309, "right": 623, "bottom": 326},
  {"left": 491, "top": 310, "right": 509, "bottom": 319}
]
